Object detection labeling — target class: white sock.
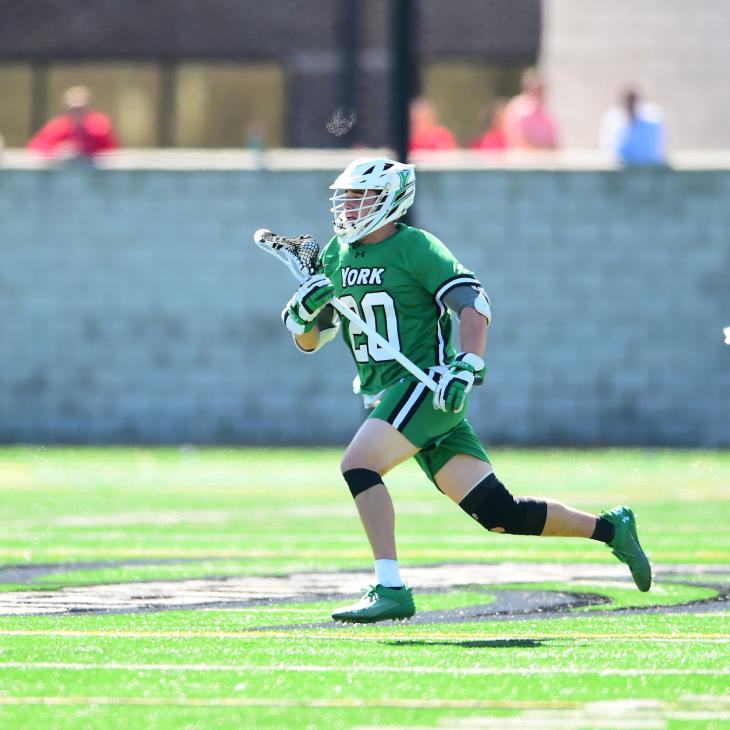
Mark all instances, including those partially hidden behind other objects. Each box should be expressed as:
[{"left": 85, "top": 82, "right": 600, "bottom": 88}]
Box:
[{"left": 375, "top": 559, "right": 403, "bottom": 588}]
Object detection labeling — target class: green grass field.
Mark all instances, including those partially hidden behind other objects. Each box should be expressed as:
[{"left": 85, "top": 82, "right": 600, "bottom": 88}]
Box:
[{"left": 0, "top": 447, "right": 728, "bottom": 729}]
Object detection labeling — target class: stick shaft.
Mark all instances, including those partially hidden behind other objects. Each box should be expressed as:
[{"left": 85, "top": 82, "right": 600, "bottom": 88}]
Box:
[
  {"left": 329, "top": 297, "right": 438, "bottom": 392},
  {"left": 255, "top": 229, "right": 438, "bottom": 392}
]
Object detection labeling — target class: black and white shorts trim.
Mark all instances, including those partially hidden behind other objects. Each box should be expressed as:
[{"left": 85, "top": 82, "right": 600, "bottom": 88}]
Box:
[{"left": 384, "top": 369, "right": 441, "bottom": 432}]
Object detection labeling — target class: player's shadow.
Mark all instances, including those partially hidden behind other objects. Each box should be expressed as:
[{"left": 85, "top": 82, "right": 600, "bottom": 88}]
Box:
[{"left": 382, "top": 638, "right": 548, "bottom": 649}]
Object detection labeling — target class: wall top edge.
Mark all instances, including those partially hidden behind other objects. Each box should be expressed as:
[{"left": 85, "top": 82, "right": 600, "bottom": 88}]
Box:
[{"left": 3, "top": 149, "right": 730, "bottom": 172}]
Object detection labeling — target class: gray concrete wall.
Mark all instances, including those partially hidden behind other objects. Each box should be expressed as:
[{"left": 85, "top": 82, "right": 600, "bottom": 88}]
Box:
[{"left": 0, "top": 166, "right": 728, "bottom": 446}]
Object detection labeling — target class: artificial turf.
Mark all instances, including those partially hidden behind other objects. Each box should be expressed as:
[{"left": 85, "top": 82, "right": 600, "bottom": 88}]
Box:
[{"left": 0, "top": 447, "right": 728, "bottom": 728}]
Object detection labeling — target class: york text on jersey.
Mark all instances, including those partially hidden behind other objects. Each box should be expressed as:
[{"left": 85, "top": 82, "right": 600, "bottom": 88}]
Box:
[{"left": 341, "top": 267, "right": 385, "bottom": 288}]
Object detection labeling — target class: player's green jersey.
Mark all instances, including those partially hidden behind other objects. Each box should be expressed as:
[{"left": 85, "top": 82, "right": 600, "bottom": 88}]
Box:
[{"left": 320, "top": 223, "right": 481, "bottom": 395}]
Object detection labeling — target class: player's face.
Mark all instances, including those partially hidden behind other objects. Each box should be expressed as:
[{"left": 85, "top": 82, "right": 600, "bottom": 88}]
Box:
[{"left": 343, "top": 189, "right": 381, "bottom": 222}]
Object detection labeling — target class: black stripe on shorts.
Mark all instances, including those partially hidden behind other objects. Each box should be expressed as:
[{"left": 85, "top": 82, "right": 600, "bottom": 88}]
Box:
[
  {"left": 386, "top": 382, "right": 418, "bottom": 426},
  {"left": 396, "top": 383, "right": 430, "bottom": 431}
]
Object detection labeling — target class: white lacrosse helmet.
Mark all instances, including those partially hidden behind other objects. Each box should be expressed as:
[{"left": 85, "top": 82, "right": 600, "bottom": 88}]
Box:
[{"left": 329, "top": 157, "right": 416, "bottom": 244}]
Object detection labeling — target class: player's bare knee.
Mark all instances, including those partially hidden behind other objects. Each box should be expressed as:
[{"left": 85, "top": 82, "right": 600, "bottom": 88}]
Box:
[
  {"left": 340, "top": 434, "right": 374, "bottom": 471},
  {"left": 340, "top": 448, "right": 366, "bottom": 474},
  {"left": 458, "top": 474, "right": 547, "bottom": 536}
]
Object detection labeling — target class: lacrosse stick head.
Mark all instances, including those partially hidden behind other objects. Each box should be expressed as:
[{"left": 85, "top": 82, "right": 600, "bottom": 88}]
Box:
[{"left": 253, "top": 229, "right": 321, "bottom": 281}]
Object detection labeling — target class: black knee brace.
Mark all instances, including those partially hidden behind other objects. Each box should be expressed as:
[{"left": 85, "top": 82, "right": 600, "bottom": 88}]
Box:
[
  {"left": 459, "top": 473, "right": 547, "bottom": 535},
  {"left": 343, "top": 468, "right": 383, "bottom": 499}
]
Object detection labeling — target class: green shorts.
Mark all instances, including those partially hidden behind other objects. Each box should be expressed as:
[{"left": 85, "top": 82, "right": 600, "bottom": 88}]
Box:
[{"left": 369, "top": 377, "right": 490, "bottom": 485}]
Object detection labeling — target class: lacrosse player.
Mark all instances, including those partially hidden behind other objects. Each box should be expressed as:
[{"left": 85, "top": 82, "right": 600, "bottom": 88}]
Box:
[{"left": 282, "top": 157, "right": 651, "bottom": 623}]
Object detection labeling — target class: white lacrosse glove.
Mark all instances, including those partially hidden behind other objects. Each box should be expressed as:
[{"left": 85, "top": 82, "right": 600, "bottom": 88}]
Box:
[
  {"left": 433, "top": 352, "right": 486, "bottom": 414},
  {"left": 281, "top": 274, "right": 334, "bottom": 335}
]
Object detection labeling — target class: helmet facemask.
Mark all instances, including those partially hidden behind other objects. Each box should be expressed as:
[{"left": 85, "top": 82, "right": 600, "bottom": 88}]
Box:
[{"left": 330, "top": 188, "right": 391, "bottom": 244}]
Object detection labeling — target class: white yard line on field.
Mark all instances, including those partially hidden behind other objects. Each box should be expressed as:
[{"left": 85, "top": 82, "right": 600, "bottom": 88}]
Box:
[
  {"left": 0, "top": 629, "right": 728, "bottom": 642},
  {"left": 0, "top": 696, "right": 727, "bottom": 718},
  {"left": 0, "top": 695, "right": 582, "bottom": 709},
  {"left": 363, "top": 706, "right": 730, "bottom": 730},
  {"left": 0, "top": 661, "right": 727, "bottom": 676}
]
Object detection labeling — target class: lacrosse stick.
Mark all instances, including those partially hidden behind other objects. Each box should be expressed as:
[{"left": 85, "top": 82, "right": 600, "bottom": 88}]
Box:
[{"left": 253, "top": 228, "right": 438, "bottom": 392}]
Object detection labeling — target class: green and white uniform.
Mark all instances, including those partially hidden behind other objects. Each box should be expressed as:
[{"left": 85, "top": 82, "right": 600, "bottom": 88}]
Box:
[{"left": 319, "top": 223, "right": 490, "bottom": 482}]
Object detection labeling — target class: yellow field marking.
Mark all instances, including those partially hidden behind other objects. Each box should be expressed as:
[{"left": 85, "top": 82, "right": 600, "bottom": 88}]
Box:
[
  {"left": 0, "top": 548, "right": 373, "bottom": 559},
  {"left": 0, "top": 695, "right": 582, "bottom": 710},
  {"left": 0, "top": 662, "right": 727, "bottom": 676},
  {"left": 0, "top": 464, "right": 32, "bottom": 488},
  {"left": 0, "top": 547, "right": 728, "bottom": 561},
  {"left": 0, "top": 629, "right": 727, "bottom": 642}
]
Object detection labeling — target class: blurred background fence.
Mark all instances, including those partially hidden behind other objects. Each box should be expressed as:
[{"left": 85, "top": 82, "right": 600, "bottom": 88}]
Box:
[
  {"left": 3, "top": 1, "right": 730, "bottom": 151},
  {"left": 0, "top": 1, "right": 728, "bottom": 446},
  {"left": 0, "top": 0, "right": 539, "bottom": 150}
]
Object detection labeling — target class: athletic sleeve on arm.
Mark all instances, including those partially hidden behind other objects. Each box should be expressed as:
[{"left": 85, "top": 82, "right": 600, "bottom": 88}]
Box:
[
  {"left": 443, "top": 284, "right": 492, "bottom": 324},
  {"left": 442, "top": 285, "right": 479, "bottom": 314}
]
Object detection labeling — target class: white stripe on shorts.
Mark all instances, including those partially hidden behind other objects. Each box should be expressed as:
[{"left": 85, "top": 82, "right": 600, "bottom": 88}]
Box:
[
  {"left": 391, "top": 381, "right": 427, "bottom": 430},
  {"left": 391, "top": 367, "right": 441, "bottom": 430}
]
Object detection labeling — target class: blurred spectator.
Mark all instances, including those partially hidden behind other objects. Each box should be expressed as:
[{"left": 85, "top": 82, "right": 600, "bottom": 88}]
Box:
[
  {"left": 409, "top": 97, "right": 457, "bottom": 152},
  {"left": 600, "top": 89, "right": 666, "bottom": 166},
  {"left": 28, "top": 86, "right": 119, "bottom": 159},
  {"left": 503, "top": 68, "right": 559, "bottom": 150},
  {"left": 470, "top": 98, "right": 508, "bottom": 151}
]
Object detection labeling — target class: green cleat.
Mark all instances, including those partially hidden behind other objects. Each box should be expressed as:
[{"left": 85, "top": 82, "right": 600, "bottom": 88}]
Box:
[
  {"left": 331, "top": 584, "right": 416, "bottom": 624},
  {"left": 601, "top": 505, "right": 652, "bottom": 592}
]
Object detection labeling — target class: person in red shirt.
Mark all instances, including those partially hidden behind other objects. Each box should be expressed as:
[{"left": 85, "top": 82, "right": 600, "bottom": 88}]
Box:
[
  {"left": 28, "top": 86, "right": 119, "bottom": 159},
  {"left": 409, "top": 97, "right": 458, "bottom": 152},
  {"left": 470, "top": 98, "right": 509, "bottom": 151}
]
